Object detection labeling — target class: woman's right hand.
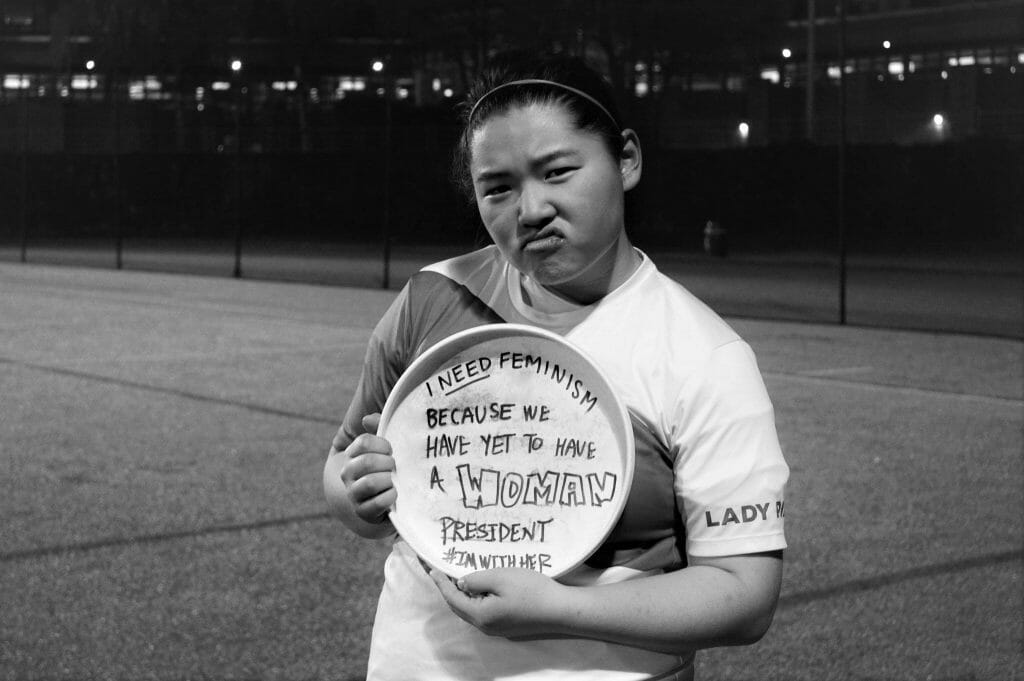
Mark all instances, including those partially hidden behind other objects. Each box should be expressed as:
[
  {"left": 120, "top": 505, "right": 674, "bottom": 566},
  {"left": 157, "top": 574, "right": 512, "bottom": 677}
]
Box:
[{"left": 324, "top": 413, "right": 398, "bottom": 534}]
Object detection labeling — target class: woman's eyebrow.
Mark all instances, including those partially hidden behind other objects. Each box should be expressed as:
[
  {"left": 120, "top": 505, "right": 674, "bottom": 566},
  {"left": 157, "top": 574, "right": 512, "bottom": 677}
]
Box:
[
  {"left": 531, "top": 148, "right": 577, "bottom": 168},
  {"left": 473, "top": 168, "right": 510, "bottom": 184}
]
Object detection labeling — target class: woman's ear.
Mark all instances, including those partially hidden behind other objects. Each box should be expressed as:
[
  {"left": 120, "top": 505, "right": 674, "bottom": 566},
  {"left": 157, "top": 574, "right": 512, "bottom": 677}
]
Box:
[{"left": 619, "top": 129, "right": 642, "bottom": 192}]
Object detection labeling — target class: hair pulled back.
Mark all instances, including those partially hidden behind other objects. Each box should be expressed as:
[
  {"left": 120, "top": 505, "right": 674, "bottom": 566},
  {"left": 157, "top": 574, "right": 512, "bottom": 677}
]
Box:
[{"left": 451, "top": 51, "right": 625, "bottom": 201}]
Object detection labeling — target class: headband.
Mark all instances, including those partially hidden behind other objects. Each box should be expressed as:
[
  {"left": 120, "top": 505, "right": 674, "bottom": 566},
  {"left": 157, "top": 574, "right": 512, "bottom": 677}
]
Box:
[{"left": 467, "top": 78, "right": 620, "bottom": 130}]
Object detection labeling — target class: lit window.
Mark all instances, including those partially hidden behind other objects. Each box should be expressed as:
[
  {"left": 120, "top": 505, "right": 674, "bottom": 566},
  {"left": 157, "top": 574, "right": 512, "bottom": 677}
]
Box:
[
  {"left": 271, "top": 81, "right": 297, "bottom": 91},
  {"left": 71, "top": 74, "right": 97, "bottom": 89},
  {"left": 759, "top": 68, "right": 780, "bottom": 84},
  {"left": 144, "top": 76, "right": 161, "bottom": 90},
  {"left": 947, "top": 57, "right": 958, "bottom": 67},
  {"left": 432, "top": 78, "right": 441, "bottom": 92},
  {"left": 443, "top": 88, "right": 453, "bottom": 98},
  {"left": 941, "top": 70, "right": 948, "bottom": 80},
  {"left": 4, "top": 74, "right": 30, "bottom": 89},
  {"left": 212, "top": 81, "right": 231, "bottom": 91},
  {"left": 888, "top": 61, "right": 904, "bottom": 76},
  {"left": 397, "top": 87, "right": 409, "bottom": 99},
  {"left": 634, "top": 81, "right": 649, "bottom": 97},
  {"left": 827, "top": 65, "right": 841, "bottom": 79},
  {"left": 959, "top": 55, "right": 975, "bottom": 66},
  {"left": 1017, "top": 52, "right": 1024, "bottom": 64},
  {"left": 129, "top": 81, "right": 145, "bottom": 100}
]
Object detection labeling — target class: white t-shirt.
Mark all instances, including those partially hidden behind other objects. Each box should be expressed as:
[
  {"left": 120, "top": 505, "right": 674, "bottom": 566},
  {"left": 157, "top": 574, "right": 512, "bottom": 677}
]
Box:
[{"left": 341, "top": 246, "right": 789, "bottom": 681}]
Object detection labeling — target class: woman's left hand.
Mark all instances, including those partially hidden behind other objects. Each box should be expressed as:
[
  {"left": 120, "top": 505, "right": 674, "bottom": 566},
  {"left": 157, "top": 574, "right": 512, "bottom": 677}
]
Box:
[{"left": 429, "top": 567, "right": 568, "bottom": 639}]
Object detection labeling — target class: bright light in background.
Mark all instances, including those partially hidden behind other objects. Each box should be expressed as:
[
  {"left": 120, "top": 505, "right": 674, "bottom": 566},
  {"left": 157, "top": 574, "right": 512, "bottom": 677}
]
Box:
[
  {"left": 432, "top": 78, "right": 441, "bottom": 92},
  {"left": 71, "top": 74, "right": 97, "bottom": 90},
  {"left": 230, "top": 59, "right": 242, "bottom": 72},
  {"left": 4, "top": 74, "right": 30, "bottom": 89},
  {"left": 443, "top": 88, "right": 453, "bottom": 98},
  {"left": 372, "top": 60, "right": 384, "bottom": 72},
  {"left": 941, "top": 70, "right": 948, "bottom": 80},
  {"left": 759, "top": 67, "right": 780, "bottom": 84},
  {"left": 85, "top": 59, "right": 95, "bottom": 71},
  {"left": 1018, "top": 52, "right": 1024, "bottom": 64},
  {"left": 212, "top": 81, "right": 230, "bottom": 91},
  {"left": 932, "top": 113, "right": 945, "bottom": 128},
  {"left": 634, "top": 80, "right": 649, "bottom": 97},
  {"left": 882, "top": 40, "right": 891, "bottom": 49},
  {"left": 738, "top": 121, "right": 750, "bottom": 140},
  {"left": 781, "top": 48, "right": 792, "bottom": 59}
]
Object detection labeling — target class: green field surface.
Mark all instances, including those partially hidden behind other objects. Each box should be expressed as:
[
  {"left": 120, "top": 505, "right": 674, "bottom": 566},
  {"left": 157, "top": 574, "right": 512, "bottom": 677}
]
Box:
[{"left": 1, "top": 262, "right": 1021, "bottom": 680}]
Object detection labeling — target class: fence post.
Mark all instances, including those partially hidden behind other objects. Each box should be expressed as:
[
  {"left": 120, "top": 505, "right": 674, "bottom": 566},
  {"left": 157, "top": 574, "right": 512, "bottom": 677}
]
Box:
[
  {"left": 837, "top": 0, "right": 848, "bottom": 325},
  {"left": 381, "top": 94, "right": 392, "bottom": 289}
]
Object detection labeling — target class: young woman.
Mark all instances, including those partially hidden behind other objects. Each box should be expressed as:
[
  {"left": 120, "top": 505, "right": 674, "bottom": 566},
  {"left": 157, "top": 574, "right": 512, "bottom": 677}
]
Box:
[{"left": 323, "top": 52, "right": 789, "bottom": 681}]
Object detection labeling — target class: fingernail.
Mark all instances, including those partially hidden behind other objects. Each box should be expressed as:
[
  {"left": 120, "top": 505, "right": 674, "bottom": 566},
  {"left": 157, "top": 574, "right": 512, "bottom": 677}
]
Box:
[{"left": 456, "top": 578, "right": 466, "bottom": 591}]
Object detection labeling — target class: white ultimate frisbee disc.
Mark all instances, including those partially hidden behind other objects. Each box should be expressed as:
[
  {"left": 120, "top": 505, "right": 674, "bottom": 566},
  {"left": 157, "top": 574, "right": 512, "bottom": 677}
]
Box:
[{"left": 379, "top": 323, "right": 635, "bottom": 579}]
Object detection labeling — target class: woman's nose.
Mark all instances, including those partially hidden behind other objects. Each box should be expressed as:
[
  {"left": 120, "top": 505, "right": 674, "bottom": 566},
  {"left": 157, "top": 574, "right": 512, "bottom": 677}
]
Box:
[{"left": 517, "top": 182, "right": 556, "bottom": 227}]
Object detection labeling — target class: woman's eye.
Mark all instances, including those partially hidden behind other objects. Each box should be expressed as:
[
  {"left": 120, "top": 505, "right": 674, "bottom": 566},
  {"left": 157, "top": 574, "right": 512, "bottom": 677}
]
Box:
[
  {"left": 546, "top": 167, "right": 576, "bottom": 180},
  {"left": 484, "top": 185, "right": 510, "bottom": 197}
]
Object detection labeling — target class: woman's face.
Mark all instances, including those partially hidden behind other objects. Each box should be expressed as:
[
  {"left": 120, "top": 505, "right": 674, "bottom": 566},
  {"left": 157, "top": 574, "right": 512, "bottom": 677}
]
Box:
[{"left": 469, "top": 102, "right": 640, "bottom": 303}]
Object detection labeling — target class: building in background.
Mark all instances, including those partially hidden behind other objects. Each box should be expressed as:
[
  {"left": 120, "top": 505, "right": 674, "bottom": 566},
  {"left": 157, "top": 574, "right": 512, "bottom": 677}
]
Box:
[{"left": 0, "top": 0, "right": 1020, "bottom": 152}]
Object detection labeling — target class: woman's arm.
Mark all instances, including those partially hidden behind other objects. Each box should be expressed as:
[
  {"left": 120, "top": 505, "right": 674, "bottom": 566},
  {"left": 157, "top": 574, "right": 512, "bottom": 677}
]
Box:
[
  {"left": 430, "top": 550, "right": 783, "bottom": 655},
  {"left": 323, "top": 413, "right": 398, "bottom": 540}
]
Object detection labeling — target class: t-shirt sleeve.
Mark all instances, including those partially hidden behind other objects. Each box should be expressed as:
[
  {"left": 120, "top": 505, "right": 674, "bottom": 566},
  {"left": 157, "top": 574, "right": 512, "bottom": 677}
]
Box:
[
  {"left": 338, "top": 285, "right": 413, "bottom": 448},
  {"left": 671, "top": 340, "right": 789, "bottom": 558}
]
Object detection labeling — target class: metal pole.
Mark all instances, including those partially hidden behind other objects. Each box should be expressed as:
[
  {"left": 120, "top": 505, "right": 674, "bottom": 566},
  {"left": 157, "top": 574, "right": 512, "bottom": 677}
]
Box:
[
  {"left": 837, "top": 0, "right": 848, "bottom": 325},
  {"left": 19, "top": 93, "right": 29, "bottom": 263},
  {"left": 233, "top": 87, "right": 243, "bottom": 279},
  {"left": 381, "top": 94, "right": 392, "bottom": 289},
  {"left": 113, "top": 69, "right": 123, "bottom": 269},
  {"left": 806, "top": 0, "right": 816, "bottom": 141}
]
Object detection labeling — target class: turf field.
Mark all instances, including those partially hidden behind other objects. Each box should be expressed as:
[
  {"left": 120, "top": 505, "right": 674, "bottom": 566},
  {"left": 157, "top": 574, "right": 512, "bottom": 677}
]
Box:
[{"left": 1, "top": 262, "right": 1021, "bottom": 680}]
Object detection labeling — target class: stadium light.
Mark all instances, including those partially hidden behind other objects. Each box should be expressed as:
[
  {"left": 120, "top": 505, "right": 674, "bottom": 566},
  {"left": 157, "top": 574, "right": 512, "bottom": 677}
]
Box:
[
  {"left": 85, "top": 60, "right": 96, "bottom": 71},
  {"left": 781, "top": 48, "right": 792, "bottom": 59},
  {"left": 883, "top": 40, "right": 892, "bottom": 49},
  {"left": 372, "top": 60, "right": 384, "bottom": 73},
  {"left": 230, "top": 59, "right": 243, "bottom": 73}
]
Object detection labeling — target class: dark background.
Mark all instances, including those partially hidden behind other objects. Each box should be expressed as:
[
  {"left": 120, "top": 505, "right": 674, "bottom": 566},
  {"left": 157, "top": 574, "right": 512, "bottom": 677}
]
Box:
[{"left": 0, "top": 0, "right": 1021, "bottom": 335}]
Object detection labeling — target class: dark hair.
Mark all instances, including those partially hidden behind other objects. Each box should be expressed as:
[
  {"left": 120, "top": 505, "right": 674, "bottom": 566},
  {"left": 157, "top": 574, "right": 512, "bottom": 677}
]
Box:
[{"left": 451, "top": 51, "right": 626, "bottom": 202}]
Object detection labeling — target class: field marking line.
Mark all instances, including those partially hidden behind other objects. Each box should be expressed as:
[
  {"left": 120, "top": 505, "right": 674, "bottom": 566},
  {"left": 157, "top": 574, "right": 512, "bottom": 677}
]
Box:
[
  {"left": 0, "top": 280, "right": 381, "bottom": 331},
  {"left": 0, "top": 356, "right": 338, "bottom": 425},
  {"left": 778, "top": 548, "right": 1023, "bottom": 610},
  {"left": 0, "top": 512, "right": 333, "bottom": 563},
  {"left": 796, "top": 366, "right": 874, "bottom": 377},
  {"left": 764, "top": 370, "right": 1024, "bottom": 408}
]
